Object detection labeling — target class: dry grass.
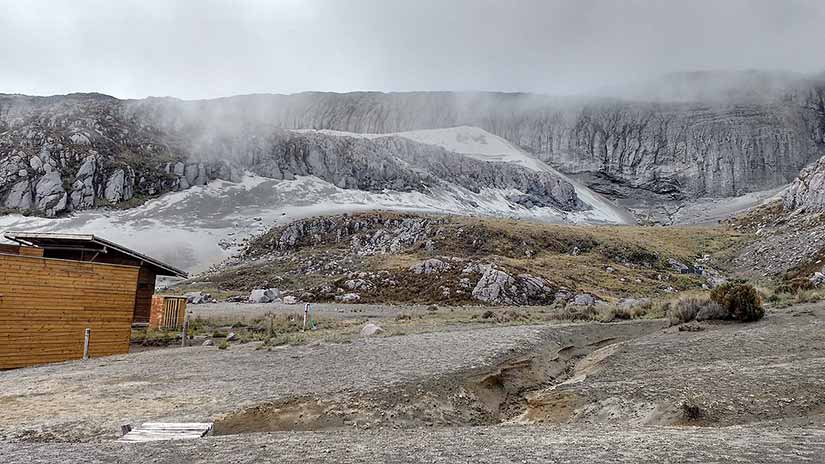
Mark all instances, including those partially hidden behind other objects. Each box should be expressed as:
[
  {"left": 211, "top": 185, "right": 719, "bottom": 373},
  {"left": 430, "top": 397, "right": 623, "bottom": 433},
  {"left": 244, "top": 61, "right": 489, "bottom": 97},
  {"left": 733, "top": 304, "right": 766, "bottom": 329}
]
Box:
[{"left": 197, "top": 211, "right": 746, "bottom": 305}]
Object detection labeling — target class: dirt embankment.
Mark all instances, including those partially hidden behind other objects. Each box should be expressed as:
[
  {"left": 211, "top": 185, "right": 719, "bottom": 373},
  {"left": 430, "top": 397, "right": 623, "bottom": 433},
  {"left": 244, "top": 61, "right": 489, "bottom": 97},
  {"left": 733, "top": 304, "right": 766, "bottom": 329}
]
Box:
[{"left": 212, "top": 321, "right": 663, "bottom": 435}]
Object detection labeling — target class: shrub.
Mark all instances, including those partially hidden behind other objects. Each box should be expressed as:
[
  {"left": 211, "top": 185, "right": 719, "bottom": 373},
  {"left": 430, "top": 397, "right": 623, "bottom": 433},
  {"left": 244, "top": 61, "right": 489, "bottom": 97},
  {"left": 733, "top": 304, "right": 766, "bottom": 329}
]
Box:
[
  {"left": 695, "top": 301, "right": 728, "bottom": 321},
  {"left": 710, "top": 282, "right": 764, "bottom": 322},
  {"left": 667, "top": 298, "right": 702, "bottom": 325},
  {"left": 681, "top": 397, "right": 704, "bottom": 421},
  {"left": 598, "top": 305, "right": 647, "bottom": 322},
  {"left": 667, "top": 297, "right": 729, "bottom": 325},
  {"left": 795, "top": 289, "right": 825, "bottom": 304},
  {"left": 218, "top": 340, "right": 230, "bottom": 350}
]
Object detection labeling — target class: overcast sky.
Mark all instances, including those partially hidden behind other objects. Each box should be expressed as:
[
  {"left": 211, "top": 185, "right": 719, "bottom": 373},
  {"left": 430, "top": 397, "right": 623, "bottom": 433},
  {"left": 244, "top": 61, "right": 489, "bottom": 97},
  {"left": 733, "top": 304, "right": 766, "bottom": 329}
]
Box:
[{"left": 1, "top": 0, "right": 823, "bottom": 99}]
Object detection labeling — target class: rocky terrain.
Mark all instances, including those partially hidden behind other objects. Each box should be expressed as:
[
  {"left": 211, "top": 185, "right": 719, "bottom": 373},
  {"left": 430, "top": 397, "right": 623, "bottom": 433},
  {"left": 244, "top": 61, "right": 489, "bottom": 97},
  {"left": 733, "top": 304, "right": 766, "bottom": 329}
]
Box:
[
  {"left": 0, "top": 93, "right": 583, "bottom": 218},
  {"left": 194, "top": 211, "right": 734, "bottom": 306},
  {"left": 725, "top": 153, "right": 825, "bottom": 282},
  {"left": 2, "top": 71, "right": 824, "bottom": 220},
  {"left": 135, "top": 72, "right": 825, "bottom": 203}
]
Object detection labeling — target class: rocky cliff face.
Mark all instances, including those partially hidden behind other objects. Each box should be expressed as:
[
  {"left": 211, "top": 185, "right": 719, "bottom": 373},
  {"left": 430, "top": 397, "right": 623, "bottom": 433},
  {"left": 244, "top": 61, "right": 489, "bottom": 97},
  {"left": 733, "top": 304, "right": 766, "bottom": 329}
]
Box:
[
  {"left": 0, "top": 93, "right": 582, "bottom": 216},
  {"left": 0, "top": 93, "right": 239, "bottom": 216},
  {"left": 3, "top": 75, "right": 824, "bottom": 217},
  {"left": 135, "top": 79, "right": 824, "bottom": 202}
]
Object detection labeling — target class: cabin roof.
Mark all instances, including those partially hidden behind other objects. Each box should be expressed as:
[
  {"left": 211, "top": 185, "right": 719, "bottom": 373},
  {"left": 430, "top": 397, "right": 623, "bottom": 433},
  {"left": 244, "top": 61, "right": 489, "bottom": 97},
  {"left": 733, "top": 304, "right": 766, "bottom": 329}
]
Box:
[{"left": 3, "top": 232, "right": 188, "bottom": 278}]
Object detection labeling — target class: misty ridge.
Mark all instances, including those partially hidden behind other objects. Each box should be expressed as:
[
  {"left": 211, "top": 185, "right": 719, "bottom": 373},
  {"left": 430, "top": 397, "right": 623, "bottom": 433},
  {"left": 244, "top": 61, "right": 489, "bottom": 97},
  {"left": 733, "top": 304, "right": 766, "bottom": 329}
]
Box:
[{"left": 2, "top": 68, "right": 825, "bottom": 222}]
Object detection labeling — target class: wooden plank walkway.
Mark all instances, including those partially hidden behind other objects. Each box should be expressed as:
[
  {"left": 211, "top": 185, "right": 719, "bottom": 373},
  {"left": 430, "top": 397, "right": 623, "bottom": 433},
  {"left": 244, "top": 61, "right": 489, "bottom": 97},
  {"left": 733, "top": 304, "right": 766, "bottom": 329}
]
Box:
[{"left": 117, "top": 422, "right": 213, "bottom": 443}]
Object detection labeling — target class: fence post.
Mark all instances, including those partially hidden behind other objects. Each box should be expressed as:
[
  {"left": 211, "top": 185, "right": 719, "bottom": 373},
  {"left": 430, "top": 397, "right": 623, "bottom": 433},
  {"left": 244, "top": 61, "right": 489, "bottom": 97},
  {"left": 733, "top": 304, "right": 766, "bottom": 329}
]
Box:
[
  {"left": 181, "top": 311, "right": 190, "bottom": 347},
  {"left": 302, "top": 303, "right": 309, "bottom": 332},
  {"left": 83, "top": 328, "right": 91, "bottom": 360}
]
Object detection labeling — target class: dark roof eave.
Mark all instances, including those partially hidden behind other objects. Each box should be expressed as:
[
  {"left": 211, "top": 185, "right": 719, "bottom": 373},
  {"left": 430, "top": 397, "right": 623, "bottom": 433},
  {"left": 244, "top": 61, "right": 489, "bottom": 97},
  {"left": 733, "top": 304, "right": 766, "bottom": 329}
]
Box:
[{"left": 3, "top": 232, "right": 188, "bottom": 278}]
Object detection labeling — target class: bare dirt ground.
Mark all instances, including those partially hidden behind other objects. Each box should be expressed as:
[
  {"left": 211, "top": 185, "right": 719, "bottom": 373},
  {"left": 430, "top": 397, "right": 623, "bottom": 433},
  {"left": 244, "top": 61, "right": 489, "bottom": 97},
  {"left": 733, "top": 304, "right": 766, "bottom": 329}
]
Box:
[{"left": 2, "top": 304, "right": 825, "bottom": 462}]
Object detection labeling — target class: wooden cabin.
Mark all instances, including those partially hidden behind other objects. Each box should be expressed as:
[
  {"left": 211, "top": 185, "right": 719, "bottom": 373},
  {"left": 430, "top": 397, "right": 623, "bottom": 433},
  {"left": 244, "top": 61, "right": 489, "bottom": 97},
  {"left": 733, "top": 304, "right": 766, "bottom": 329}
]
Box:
[{"left": 0, "top": 232, "right": 187, "bottom": 369}]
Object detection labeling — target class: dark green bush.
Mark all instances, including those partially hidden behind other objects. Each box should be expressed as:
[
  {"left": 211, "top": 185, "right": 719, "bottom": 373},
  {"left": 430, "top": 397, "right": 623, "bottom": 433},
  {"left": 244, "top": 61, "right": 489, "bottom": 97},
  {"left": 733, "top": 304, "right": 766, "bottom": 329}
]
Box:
[{"left": 710, "top": 282, "right": 764, "bottom": 322}]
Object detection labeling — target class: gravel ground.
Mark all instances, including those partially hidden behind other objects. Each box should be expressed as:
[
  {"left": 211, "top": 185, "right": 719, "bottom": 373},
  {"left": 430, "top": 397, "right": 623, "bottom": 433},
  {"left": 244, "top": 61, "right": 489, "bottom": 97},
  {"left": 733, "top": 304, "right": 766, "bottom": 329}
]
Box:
[
  {"left": 4, "top": 423, "right": 825, "bottom": 463},
  {"left": 3, "top": 304, "right": 825, "bottom": 462},
  {"left": 187, "top": 301, "right": 537, "bottom": 321},
  {"left": 1, "top": 321, "right": 659, "bottom": 442}
]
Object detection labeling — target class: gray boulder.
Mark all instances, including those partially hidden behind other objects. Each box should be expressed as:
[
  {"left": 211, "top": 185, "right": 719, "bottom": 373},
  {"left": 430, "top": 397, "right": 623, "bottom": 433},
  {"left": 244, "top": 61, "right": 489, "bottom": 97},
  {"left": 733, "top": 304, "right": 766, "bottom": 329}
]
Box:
[
  {"left": 70, "top": 156, "right": 96, "bottom": 209},
  {"left": 282, "top": 295, "right": 299, "bottom": 305},
  {"left": 248, "top": 288, "right": 281, "bottom": 303},
  {"left": 104, "top": 167, "right": 135, "bottom": 203},
  {"left": 336, "top": 293, "right": 361, "bottom": 303},
  {"left": 4, "top": 180, "right": 33, "bottom": 210},
  {"left": 472, "top": 267, "right": 515, "bottom": 304},
  {"left": 34, "top": 171, "right": 67, "bottom": 217},
  {"left": 185, "top": 291, "right": 212, "bottom": 305},
  {"left": 359, "top": 323, "right": 383, "bottom": 337},
  {"left": 471, "top": 266, "right": 555, "bottom": 305},
  {"left": 668, "top": 258, "right": 690, "bottom": 274},
  {"left": 572, "top": 293, "right": 595, "bottom": 306}
]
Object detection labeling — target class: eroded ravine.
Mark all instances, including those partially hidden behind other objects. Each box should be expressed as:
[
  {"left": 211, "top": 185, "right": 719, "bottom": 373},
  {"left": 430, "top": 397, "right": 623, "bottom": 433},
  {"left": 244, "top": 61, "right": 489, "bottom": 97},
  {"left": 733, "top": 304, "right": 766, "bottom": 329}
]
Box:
[{"left": 212, "top": 321, "right": 664, "bottom": 435}]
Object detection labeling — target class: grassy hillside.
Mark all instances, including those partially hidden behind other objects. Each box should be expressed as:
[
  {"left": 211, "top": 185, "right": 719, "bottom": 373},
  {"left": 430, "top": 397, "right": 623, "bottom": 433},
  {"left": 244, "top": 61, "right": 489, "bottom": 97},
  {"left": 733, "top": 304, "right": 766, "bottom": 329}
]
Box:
[{"left": 187, "top": 212, "right": 743, "bottom": 305}]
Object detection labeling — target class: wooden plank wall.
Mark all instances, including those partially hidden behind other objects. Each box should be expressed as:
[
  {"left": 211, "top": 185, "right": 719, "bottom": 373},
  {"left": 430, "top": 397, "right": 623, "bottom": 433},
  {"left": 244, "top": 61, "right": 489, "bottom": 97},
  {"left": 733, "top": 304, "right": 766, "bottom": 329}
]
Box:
[{"left": 0, "top": 253, "right": 139, "bottom": 369}]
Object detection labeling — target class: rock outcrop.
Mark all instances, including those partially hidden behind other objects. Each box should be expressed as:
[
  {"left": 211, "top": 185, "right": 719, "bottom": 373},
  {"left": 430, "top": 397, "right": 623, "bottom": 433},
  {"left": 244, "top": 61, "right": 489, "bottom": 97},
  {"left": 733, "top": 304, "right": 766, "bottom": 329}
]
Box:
[
  {"left": 3, "top": 76, "right": 824, "bottom": 216},
  {"left": 784, "top": 154, "right": 825, "bottom": 212},
  {"left": 471, "top": 266, "right": 556, "bottom": 305},
  {"left": 130, "top": 78, "right": 825, "bottom": 202},
  {"left": 0, "top": 93, "right": 581, "bottom": 216}
]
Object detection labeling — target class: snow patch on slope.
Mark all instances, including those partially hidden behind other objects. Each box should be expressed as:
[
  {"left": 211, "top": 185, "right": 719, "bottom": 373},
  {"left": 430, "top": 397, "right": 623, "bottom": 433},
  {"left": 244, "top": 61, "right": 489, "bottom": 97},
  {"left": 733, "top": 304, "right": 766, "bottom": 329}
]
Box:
[
  {"left": 0, "top": 174, "right": 577, "bottom": 274},
  {"left": 296, "top": 126, "right": 633, "bottom": 224}
]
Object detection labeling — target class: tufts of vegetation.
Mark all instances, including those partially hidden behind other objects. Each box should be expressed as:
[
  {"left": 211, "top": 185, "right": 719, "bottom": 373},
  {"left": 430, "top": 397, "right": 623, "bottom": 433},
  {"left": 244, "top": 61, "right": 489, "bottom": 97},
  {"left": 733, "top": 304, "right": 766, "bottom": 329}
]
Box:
[
  {"left": 217, "top": 340, "right": 230, "bottom": 350},
  {"left": 710, "top": 282, "right": 764, "bottom": 322},
  {"left": 681, "top": 396, "right": 705, "bottom": 421},
  {"left": 666, "top": 297, "right": 727, "bottom": 325},
  {"left": 131, "top": 329, "right": 178, "bottom": 346}
]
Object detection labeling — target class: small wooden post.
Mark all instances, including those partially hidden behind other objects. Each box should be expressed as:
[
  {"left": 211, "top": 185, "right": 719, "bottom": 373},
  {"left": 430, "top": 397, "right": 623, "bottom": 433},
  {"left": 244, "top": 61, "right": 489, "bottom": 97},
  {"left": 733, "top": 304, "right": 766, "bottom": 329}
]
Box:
[
  {"left": 181, "top": 311, "right": 190, "bottom": 347},
  {"left": 302, "top": 303, "right": 309, "bottom": 332},
  {"left": 83, "top": 328, "right": 91, "bottom": 360}
]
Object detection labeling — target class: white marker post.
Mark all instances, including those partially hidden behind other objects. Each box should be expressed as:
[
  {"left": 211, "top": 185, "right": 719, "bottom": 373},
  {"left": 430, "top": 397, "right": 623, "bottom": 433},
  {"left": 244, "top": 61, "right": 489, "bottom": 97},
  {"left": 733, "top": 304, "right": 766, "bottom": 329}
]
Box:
[
  {"left": 83, "top": 328, "right": 91, "bottom": 360},
  {"left": 181, "top": 311, "right": 191, "bottom": 347},
  {"left": 302, "top": 303, "right": 310, "bottom": 332}
]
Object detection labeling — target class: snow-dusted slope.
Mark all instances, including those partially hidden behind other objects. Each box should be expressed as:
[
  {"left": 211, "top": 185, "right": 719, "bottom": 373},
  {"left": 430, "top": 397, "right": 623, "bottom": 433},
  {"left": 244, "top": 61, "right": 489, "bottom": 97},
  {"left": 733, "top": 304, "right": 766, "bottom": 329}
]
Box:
[
  {"left": 0, "top": 127, "right": 632, "bottom": 274},
  {"left": 0, "top": 173, "right": 601, "bottom": 274},
  {"left": 296, "top": 126, "right": 633, "bottom": 224}
]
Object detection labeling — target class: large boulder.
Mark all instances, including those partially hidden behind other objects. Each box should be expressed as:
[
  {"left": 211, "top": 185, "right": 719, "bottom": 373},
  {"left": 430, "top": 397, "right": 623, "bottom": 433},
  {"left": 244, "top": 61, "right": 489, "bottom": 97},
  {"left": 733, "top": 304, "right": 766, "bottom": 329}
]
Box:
[
  {"left": 471, "top": 266, "right": 555, "bottom": 305},
  {"left": 70, "top": 156, "right": 97, "bottom": 209},
  {"left": 4, "top": 180, "right": 33, "bottom": 210},
  {"left": 104, "top": 167, "right": 135, "bottom": 203},
  {"left": 185, "top": 291, "right": 212, "bottom": 304},
  {"left": 34, "top": 171, "right": 67, "bottom": 217},
  {"left": 248, "top": 288, "right": 281, "bottom": 303},
  {"left": 472, "top": 267, "right": 516, "bottom": 304}
]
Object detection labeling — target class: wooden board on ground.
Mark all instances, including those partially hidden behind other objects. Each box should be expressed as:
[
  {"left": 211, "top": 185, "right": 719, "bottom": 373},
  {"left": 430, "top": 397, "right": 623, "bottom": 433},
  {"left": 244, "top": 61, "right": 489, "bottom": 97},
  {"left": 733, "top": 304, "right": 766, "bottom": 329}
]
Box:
[{"left": 118, "top": 423, "right": 214, "bottom": 443}]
